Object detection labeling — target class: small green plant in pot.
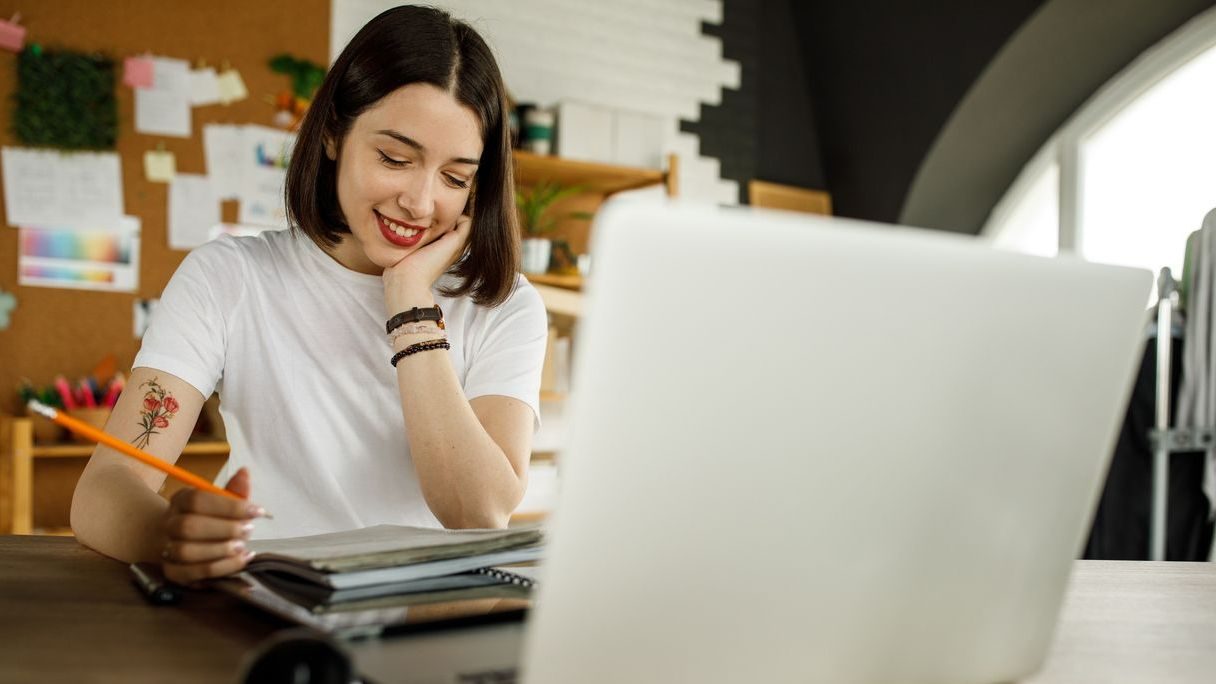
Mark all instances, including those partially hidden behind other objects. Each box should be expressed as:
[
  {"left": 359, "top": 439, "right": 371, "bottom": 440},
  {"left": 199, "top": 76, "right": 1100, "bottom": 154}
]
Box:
[{"left": 516, "top": 181, "right": 592, "bottom": 274}]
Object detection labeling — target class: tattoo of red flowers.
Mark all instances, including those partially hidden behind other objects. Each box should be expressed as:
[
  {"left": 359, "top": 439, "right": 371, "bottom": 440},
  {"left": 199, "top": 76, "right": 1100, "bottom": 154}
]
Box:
[{"left": 134, "top": 377, "right": 180, "bottom": 449}]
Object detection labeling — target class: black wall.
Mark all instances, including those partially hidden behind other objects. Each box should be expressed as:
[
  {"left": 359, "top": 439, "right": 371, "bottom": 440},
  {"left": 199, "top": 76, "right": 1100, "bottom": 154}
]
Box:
[
  {"left": 684, "top": 0, "right": 825, "bottom": 204},
  {"left": 690, "top": 0, "right": 1042, "bottom": 214},
  {"left": 791, "top": 0, "right": 1046, "bottom": 223},
  {"left": 694, "top": 1, "right": 1216, "bottom": 231}
]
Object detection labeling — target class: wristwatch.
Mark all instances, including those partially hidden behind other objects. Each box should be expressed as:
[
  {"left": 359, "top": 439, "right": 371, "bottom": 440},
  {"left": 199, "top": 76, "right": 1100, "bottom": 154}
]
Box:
[{"left": 386, "top": 305, "right": 445, "bottom": 334}]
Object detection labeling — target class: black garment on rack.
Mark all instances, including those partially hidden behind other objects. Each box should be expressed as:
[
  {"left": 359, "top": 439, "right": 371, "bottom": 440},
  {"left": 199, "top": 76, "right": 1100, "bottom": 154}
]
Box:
[{"left": 1084, "top": 334, "right": 1213, "bottom": 561}]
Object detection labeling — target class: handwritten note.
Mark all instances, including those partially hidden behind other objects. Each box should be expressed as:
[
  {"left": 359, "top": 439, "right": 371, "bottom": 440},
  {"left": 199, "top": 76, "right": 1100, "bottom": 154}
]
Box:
[
  {"left": 168, "top": 174, "right": 220, "bottom": 250},
  {"left": 203, "top": 124, "right": 243, "bottom": 200},
  {"left": 190, "top": 67, "right": 221, "bottom": 106},
  {"left": 135, "top": 57, "right": 191, "bottom": 137},
  {"left": 2, "top": 148, "right": 124, "bottom": 229}
]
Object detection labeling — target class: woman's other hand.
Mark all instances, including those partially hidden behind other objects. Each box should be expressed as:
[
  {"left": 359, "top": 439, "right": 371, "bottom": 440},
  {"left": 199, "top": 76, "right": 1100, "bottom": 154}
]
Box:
[{"left": 383, "top": 214, "right": 472, "bottom": 313}]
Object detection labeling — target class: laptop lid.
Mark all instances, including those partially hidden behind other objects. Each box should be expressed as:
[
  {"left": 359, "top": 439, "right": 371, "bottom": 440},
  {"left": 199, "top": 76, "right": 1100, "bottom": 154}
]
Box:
[{"left": 522, "top": 202, "right": 1151, "bottom": 684}]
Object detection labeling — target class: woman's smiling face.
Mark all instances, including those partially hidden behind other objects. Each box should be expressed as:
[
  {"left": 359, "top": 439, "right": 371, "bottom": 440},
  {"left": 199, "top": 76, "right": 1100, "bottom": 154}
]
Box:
[{"left": 325, "top": 82, "right": 482, "bottom": 275}]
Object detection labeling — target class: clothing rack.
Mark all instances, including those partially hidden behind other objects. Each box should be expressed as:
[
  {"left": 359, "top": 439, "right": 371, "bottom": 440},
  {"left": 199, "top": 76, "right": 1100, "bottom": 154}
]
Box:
[{"left": 1147, "top": 267, "right": 1214, "bottom": 560}]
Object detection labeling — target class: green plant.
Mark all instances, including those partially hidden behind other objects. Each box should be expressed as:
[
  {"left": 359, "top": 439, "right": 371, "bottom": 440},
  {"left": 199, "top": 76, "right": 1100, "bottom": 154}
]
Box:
[
  {"left": 516, "top": 181, "right": 592, "bottom": 237},
  {"left": 269, "top": 54, "right": 326, "bottom": 100},
  {"left": 14, "top": 45, "right": 117, "bottom": 149}
]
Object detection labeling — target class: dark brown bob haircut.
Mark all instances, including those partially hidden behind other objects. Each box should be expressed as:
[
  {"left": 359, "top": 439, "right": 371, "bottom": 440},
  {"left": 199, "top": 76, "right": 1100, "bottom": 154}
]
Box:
[{"left": 285, "top": 5, "right": 518, "bottom": 307}]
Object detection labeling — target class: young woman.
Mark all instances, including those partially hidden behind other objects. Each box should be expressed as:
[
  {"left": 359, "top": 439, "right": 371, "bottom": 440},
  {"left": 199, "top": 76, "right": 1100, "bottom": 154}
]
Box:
[{"left": 71, "top": 5, "right": 547, "bottom": 585}]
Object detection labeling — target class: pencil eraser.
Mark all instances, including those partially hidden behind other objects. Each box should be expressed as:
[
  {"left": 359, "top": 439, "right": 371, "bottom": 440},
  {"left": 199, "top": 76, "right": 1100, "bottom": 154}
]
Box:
[{"left": 0, "top": 20, "right": 25, "bottom": 52}]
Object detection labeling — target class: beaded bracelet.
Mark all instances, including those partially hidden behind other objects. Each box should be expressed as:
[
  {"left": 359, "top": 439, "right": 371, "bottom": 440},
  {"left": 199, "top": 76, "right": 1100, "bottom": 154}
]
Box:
[
  {"left": 390, "top": 339, "right": 451, "bottom": 367},
  {"left": 389, "top": 322, "right": 447, "bottom": 344}
]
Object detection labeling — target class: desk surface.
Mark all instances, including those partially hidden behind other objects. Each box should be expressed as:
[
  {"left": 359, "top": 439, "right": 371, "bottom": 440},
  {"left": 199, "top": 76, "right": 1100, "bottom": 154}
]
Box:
[
  {"left": 0, "top": 535, "right": 287, "bottom": 683},
  {"left": 1028, "top": 559, "right": 1216, "bottom": 683},
  {"left": 3, "top": 535, "right": 1215, "bottom": 683}
]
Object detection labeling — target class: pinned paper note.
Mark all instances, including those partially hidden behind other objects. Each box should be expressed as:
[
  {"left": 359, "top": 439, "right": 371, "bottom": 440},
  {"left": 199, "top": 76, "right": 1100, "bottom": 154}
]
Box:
[
  {"left": 203, "top": 123, "right": 296, "bottom": 225},
  {"left": 135, "top": 57, "right": 191, "bottom": 137},
  {"left": 168, "top": 174, "right": 220, "bottom": 249},
  {"left": 203, "top": 124, "right": 243, "bottom": 200},
  {"left": 189, "top": 67, "right": 221, "bottom": 106},
  {"left": 2, "top": 148, "right": 124, "bottom": 228},
  {"left": 216, "top": 67, "right": 248, "bottom": 104},
  {"left": 0, "top": 15, "right": 26, "bottom": 53},
  {"left": 18, "top": 216, "right": 141, "bottom": 293},
  {"left": 123, "top": 56, "right": 154, "bottom": 88},
  {"left": 143, "top": 149, "right": 176, "bottom": 182},
  {"left": 237, "top": 125, "right": 296, "bottom": 230}
]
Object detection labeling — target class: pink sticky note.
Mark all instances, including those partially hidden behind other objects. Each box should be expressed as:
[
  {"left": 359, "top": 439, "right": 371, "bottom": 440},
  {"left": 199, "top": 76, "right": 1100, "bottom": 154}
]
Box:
[
  {"left": 0, "top": 19, "right": 25, "bottom": 52},
  {"left": 124, "top": 56, "right": 154, "bottom": 89}
]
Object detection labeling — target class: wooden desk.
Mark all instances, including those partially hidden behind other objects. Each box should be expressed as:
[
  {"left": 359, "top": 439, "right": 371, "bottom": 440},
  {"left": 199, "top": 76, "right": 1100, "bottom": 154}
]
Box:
[
  {"left": 0, "top": 535, "right": 286, "bottom": 683},
  {"left": 2, "top": 537, "right": 1214, "bottom": 683}
]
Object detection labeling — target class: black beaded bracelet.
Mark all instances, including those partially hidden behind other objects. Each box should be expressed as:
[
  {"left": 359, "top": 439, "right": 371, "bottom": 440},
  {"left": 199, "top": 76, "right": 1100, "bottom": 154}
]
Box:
[{"left": 390, "top": 339, "right": 451, "bottom": 367}]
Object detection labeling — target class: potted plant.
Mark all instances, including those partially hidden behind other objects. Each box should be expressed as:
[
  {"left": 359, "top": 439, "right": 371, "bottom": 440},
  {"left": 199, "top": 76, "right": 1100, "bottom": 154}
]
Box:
[{"left": 516, "top": 181, "right": 591, "bottom": 274}]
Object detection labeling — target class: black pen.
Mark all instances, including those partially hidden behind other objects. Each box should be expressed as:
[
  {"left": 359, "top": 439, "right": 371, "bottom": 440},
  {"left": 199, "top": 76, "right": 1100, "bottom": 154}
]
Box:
[{"left": 129, "top": 562, "right": 182, "bottom": 605}]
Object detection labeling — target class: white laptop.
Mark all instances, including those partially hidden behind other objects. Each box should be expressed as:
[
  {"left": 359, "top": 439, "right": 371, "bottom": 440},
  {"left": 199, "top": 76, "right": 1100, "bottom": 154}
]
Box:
[{"left": 520, "top": 202, "right": 1151, "bottom": 684}]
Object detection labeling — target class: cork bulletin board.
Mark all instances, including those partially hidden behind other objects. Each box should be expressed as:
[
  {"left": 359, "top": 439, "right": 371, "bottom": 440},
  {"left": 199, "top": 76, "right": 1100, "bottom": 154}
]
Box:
[{"left": 0, "top": 0, "right": 329, "bottom": 417}]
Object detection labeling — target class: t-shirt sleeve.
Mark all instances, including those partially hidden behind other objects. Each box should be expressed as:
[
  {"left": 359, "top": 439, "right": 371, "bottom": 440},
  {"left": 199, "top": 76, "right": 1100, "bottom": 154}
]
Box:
[
  {"left": 132, "top": 238, "right": 240, "bottom": 399},
  {"left": 462, "top": 279, "right": 549, "bottom": 430}
]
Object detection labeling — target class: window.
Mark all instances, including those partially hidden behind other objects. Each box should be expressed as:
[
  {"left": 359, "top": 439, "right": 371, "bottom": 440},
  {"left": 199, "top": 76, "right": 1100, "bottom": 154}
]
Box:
[
  {"left": 1079, "top": 45, "right": 1216, "bottom": 276},
  {"left": 987, "top": 160, "right": 1058, "bottom": 258},
  {"left": 983, "top": 7, "right": 1216, "bottom": 293}
]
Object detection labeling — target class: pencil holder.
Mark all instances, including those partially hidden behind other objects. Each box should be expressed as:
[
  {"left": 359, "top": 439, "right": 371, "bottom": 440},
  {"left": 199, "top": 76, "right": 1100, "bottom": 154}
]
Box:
[{"left": 65, "top": 408, "right": 112, "bottom": 443}]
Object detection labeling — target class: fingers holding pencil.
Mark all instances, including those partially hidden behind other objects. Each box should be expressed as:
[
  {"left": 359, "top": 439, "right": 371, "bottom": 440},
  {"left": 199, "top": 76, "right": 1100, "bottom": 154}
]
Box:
[
  {"left": 162, "top": 467, "right": 261, "bottom": 585},
  {"left": 26, "top": 397, "right": 274, "bottom": 583}
]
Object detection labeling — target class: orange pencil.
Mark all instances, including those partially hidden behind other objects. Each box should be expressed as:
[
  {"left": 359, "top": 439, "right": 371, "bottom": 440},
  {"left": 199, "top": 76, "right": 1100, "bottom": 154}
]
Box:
[{"left": 27, "top": 399, "right": 271, "bottom": 516}]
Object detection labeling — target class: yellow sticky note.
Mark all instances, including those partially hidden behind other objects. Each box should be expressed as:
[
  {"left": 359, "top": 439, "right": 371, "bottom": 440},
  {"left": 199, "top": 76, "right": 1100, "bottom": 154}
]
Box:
[
  {"left": 144, "top": 149, "right": 176, "bottom": 183},
  {"left": 216, "top": 68, "right": 248, "bottom": 104}
]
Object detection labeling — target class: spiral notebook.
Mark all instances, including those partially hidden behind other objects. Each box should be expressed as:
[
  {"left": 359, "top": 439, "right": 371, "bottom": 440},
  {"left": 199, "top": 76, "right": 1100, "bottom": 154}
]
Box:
[
  {"left": 216, "top": 566, "right": 539, "bottom": 638},
  {"left": 244, "top": 523, "right": 544, "bottom": 590},
  {"left": 254, "top": 565, "right": 539, "bottom": 610}
]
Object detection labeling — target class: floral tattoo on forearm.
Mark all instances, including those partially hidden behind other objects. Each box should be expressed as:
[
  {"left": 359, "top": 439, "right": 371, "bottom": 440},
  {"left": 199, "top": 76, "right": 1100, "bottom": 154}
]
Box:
[{"left": 133, "top": 377, "right": 180, "bottom": 449}]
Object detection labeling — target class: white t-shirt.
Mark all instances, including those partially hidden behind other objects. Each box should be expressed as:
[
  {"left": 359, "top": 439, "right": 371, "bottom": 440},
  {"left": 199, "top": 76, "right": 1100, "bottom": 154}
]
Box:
[{"left": 134, "top": 229, "right": 548, "bottom": 539}]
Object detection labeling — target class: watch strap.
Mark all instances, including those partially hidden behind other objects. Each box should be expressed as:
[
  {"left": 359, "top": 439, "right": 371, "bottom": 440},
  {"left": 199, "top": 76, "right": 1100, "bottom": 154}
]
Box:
[{"left": 386, "top": 305, "right": 445, "bottom": 334}]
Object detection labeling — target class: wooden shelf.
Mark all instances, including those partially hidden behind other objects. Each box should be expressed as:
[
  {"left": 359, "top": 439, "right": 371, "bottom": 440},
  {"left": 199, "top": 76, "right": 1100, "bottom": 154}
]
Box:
[
  {"left": 526, "top": 272, "right": 583, "bottom": 291},
  {"left": 531, "top": 282, "right": 582, "bottom": 317},
  {"left": 513, "top": 150, "right": 665, "bottom": 195},
  {"left": 31, "top": 527, "right": 73, "bottom": 537}
]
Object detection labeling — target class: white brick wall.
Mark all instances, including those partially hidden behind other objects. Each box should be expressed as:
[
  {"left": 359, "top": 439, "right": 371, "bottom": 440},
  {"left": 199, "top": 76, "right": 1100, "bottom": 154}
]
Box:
[{"left": 331, "top": 0, "right": 740, "bottom": 204}]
